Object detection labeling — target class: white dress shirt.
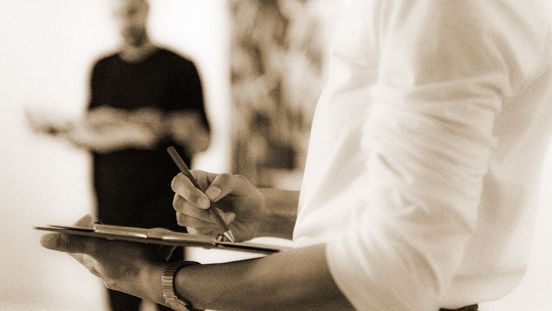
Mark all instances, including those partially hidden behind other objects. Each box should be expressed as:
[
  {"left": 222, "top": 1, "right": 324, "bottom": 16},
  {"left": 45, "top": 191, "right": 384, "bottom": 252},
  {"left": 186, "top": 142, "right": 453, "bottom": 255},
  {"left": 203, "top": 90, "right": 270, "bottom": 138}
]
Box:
[{"left": 294, "top": 1, "right": 552, "bottom": 310}]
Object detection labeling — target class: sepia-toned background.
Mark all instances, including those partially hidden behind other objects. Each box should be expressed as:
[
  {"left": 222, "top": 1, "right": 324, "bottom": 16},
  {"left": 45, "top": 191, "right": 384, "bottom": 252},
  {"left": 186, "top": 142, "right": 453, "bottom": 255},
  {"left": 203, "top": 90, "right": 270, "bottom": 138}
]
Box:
[{"left": 0, "top": 1, "right": 551, "bottom": 310}]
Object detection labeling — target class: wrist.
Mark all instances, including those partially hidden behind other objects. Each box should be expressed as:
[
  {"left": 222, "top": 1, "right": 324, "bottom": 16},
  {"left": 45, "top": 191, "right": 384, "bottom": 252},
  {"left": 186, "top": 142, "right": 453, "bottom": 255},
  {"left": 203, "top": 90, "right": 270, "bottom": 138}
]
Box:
[
  {"left": 141, "top": 262, "right": 166, "bottom": 304},
  {"left": 252, "top": 191, "right": 269, "bottom": 238},
  {"left": 256, "top": 189, "right": 298, "bottom": 239},
  {"left": 162, "top": 261, "right": 201, "bottom": 311}
]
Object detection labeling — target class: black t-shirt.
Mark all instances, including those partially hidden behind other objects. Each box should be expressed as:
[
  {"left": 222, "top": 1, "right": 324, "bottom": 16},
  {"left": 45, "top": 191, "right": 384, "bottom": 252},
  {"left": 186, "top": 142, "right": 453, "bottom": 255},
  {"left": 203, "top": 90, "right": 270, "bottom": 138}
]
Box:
[{"left": 88, "top": 48, "right": 209, "bottom": 228}]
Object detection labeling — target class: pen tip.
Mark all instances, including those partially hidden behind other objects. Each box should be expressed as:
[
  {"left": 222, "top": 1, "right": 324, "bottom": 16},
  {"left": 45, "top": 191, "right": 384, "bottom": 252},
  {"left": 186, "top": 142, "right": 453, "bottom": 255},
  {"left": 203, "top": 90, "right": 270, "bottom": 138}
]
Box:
[{"left": 224, "top": 231, "right": 236, "bottom": 243}]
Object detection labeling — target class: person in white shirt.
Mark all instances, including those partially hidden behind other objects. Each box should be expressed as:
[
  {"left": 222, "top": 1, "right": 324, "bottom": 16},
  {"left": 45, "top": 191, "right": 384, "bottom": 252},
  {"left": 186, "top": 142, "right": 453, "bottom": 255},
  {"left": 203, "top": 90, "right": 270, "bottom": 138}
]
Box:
[{"left": 41, "top": 0, "right": 552, "bottom": 310}]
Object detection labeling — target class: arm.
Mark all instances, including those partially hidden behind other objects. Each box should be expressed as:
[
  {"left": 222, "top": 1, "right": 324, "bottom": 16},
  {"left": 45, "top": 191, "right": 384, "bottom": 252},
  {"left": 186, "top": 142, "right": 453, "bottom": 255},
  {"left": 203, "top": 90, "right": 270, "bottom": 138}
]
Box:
[
  {"left": 25, "top": 105, "right": 164, "bottom": 153},
  {"left": 42, "top": 230, "right": 352, "bottom": 311},
  {"left": 322, "top": 1, "right": 534, "bottom": 309},
  {"left": 166, "top": 111, "right": 210, "bottom": 154},
  {"left": 156, "top": 244, "right": 352, "bottom": 311},
  {"left": 63, "top": 106, "right": 163, "bottom": 153},
  {"left": 167, "top": 61, "right": 211, "bottom": 154}
]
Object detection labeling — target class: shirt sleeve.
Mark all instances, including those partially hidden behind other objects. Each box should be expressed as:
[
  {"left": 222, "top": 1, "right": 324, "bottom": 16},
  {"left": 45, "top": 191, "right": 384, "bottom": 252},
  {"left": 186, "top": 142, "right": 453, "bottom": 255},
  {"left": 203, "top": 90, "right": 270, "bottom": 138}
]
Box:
[
  {"left": 88, "top": 60, "right": 104, "bottom": 110},
  {"left": 170, "top": 59, "right": 210, "bottom": 133},
  {"left": 326, "top": 1, "right": 533, "bottom": 310}
]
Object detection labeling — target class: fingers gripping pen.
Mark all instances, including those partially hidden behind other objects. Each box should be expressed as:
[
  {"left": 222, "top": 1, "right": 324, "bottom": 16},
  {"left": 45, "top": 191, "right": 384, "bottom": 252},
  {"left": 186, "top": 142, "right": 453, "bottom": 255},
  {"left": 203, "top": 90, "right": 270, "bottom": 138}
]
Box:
[{"left": 167, "top": 146, "right": 236, "bottom": 243}]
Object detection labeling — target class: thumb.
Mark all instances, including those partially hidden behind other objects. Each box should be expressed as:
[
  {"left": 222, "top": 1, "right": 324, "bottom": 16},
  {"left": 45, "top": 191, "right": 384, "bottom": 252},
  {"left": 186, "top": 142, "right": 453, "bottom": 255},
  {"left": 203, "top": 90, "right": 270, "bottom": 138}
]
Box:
[
  {"left": 204, "top": 173, "right": 250, "bottom": 202},
  {"left": 40, "top": 233, "right": 92, "bottom": 254},
  {"left": 75, "top": 214, "right": 94, "bottom": 228},
  {"left": 41, "top": 215, "right": 94, "bottom": 252}
]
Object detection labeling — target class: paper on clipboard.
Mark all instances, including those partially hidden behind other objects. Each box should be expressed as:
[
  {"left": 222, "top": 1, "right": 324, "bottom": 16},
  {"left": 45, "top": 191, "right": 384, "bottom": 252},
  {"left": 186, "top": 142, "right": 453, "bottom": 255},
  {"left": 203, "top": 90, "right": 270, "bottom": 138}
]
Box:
[{"left": 35, "top": 223, "right": 289, "bottom": 255}]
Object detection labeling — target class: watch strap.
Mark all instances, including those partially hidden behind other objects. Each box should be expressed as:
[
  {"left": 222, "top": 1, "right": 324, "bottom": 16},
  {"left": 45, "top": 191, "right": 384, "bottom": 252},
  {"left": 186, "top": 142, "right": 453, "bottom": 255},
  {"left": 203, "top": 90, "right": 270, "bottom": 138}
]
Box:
[{"left": 161, "top": 261, "right": 201, "bottom": 311}]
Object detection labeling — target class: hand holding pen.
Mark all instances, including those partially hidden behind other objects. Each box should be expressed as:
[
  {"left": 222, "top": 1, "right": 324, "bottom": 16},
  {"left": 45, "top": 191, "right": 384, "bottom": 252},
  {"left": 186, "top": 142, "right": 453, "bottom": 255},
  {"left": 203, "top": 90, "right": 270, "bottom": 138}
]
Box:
[
  {"left": 168, "top": 146, "right": 269, "bottom": 243},
  {"left": 168, "top": 146, "right": 235, "bottom": 242}
]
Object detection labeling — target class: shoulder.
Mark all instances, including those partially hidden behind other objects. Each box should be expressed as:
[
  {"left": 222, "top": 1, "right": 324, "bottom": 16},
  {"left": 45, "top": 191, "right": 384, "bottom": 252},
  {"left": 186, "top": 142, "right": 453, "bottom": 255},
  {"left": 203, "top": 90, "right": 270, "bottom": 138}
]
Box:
[
  {"left": 155, "top": 47, "right": 197, "bottom": 69},
  {"left": 91, "top": 52, "right": 120, "bottom": 72}
]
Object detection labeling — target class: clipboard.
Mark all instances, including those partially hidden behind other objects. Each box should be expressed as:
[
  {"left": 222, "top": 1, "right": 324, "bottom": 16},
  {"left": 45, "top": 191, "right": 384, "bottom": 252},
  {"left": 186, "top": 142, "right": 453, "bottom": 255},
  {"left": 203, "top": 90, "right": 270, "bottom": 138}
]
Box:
[{"left": 35, "top": 223, "right": 289, "bottom": 255}]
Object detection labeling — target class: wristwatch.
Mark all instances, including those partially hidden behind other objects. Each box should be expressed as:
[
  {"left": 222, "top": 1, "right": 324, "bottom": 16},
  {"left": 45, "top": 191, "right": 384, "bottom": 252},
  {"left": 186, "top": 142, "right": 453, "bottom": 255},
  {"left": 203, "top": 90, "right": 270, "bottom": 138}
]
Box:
[{"left": 161, "top": 261, "right": 201, "bottom": 311}]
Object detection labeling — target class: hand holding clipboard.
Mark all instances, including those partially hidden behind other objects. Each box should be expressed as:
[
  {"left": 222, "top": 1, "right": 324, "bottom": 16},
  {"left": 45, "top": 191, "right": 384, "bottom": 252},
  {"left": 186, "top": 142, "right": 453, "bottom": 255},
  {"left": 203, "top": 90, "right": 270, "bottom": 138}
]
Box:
[{"left": 36, "top": 223, "right": 287, "bottom": 255}]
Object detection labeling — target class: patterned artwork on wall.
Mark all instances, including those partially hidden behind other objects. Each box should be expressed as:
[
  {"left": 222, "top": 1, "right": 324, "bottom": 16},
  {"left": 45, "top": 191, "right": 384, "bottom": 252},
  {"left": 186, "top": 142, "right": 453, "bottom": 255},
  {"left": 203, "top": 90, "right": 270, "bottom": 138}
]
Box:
[{"left": 229, "top": 0, "right": 333, "bottom": 187}]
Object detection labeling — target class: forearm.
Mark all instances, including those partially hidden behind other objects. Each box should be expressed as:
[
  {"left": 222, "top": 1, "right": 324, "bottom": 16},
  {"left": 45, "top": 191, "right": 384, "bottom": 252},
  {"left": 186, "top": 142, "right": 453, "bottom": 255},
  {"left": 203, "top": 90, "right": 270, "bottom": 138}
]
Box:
[
  {"left": 172, "top": 244, "right": 352, "bottom": 311},
  {"left": 167, "top": 110, "right": 210, "bottom": 153},
  {"left": 87, "top": 106, "right": 166, "bottom": 134},
  {"left": 61, "top": 106, "right": 167, "bottom": 152},
  {"left": 181, "top": 125, "right": 209, "bottom": 153},
  {"left": 257, "top": 189, "right": 299, "bottom": 240}
]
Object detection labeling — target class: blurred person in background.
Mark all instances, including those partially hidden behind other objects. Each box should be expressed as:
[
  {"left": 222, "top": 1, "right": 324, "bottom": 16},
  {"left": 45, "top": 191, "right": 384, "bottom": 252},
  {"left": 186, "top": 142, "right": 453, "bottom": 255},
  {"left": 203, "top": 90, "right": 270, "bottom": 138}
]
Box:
[
  {"left": 32, "top": 0, "right": 209, "bottom": 310},
  {"left": 41, "top": 0, "right": 552, "bottom": 310}
]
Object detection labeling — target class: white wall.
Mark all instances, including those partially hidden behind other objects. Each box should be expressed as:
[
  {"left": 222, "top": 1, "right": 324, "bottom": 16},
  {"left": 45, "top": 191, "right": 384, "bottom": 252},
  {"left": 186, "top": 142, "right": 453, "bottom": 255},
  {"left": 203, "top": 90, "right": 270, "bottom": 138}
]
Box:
[{"left": 0, "top": 1, "right": 230, "bottom": 310}]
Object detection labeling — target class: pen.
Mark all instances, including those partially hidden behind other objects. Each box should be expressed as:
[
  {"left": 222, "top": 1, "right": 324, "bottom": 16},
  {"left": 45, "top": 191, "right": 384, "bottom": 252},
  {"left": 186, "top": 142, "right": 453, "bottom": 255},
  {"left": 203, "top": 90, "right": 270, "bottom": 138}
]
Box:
[{"left": 167, "top": 146, "right": 236, "bottom": 243}]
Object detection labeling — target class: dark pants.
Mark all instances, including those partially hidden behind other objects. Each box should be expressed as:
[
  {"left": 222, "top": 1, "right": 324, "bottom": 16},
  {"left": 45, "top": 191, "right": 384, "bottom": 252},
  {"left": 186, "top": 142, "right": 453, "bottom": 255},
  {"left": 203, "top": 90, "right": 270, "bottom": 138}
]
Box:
[
  {"left": 440, "top": 305, "right": 478, "bottom": 311},
  {"left": 94, "top": 153, "right": 186, "bottom": 311}
]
